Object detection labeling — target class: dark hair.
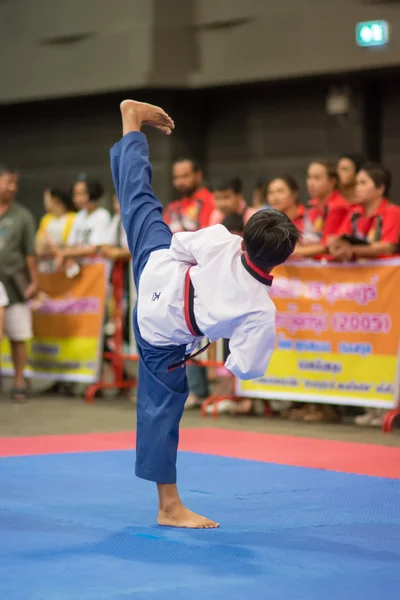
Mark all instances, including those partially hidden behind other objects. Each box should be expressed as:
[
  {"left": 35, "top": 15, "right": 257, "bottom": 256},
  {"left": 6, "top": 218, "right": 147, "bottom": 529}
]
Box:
[
  {"left": 243, "top": 209, "right": 299, "bottom": 270},
  {"left": 48, "top": 186, "right": 75, "bottom": 212},
  {"left": 0, "top": 164, "right": 18, "bottom": 177},
  {"left": 254, "top": 177, "right": 267, "bottom": 190},
  {"left": 213, "top": 176, "right": 243, "bottom": 194},
  {"left": 267, "top": 174, "right": 299, "bottom": 194},
  {"left": 359, "top": 162, "right": 391, "bottom": 197},
  {"left": 222, "top": 212, "right": 244, "bottom": 234},
  {"left": 309, "top": 159, "right": 339, "bottom": 184},
  {"left": 75, "top": 173, "right": 104, "bottom": 201},
  {"left": 338, "top": 153, "right": 366, "bottom": 173},
  {"left": 173, "top": 158, "right": 201, "bottom": 173}
]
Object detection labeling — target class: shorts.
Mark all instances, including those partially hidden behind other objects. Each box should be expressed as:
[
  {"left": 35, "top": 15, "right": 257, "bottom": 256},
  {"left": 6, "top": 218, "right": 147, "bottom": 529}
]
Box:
[{"left": 4, "top": 303, "right": 33, "bottom": 342}]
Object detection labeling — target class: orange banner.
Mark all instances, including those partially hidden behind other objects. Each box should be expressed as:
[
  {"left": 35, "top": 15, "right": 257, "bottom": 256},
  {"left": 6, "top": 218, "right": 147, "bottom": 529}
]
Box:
[
  {"left": 237, "top": 259, "right": 400, "bottom": 408},
  {"left": 1, "top": 262, "right": 107, "bottom": 382}
]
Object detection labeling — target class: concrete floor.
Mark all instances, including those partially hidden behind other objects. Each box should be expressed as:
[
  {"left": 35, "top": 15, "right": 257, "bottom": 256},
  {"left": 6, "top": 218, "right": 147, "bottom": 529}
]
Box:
[{"left": 1, "top": 393, "right": 399, "bottom": 447}]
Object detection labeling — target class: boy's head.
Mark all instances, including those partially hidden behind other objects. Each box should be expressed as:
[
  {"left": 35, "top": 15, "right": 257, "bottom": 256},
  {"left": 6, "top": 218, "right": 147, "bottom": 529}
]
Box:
[
  {"left": 243, "top": 209, "right": 299, "bottom": 271},
  {"left": 213, "top": 176, "right": 243, "bottom": 216}
]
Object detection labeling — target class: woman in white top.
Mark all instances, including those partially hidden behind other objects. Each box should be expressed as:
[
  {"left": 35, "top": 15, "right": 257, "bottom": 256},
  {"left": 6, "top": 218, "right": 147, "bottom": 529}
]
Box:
[
  {"left": 55, "top": 175, "right": 111, "bottom": 267},
  {"left": 36, "top": 187, "right": 76, "bottom": 272}
]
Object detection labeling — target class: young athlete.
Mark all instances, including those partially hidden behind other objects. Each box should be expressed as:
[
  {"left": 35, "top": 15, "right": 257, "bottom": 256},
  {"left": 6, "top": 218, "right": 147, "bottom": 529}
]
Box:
[{"left": 111, "top": 100, "right": 299, "bottom": 529}]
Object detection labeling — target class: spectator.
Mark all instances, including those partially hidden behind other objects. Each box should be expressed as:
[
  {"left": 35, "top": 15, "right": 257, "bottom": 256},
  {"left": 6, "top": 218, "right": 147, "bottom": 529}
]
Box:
[
  {"left": 55, "top": 174, "right": 110, "bottom": 269},
  {"left": 267, "top": 175, "right": 304, "bottom": 230},
  {"left": 164, "top": 159, "right": 214, "bottom": 233},
  {"left": 252, "top": 177, "right": 269, "bottom": 210},
  {"left": 337, "top": 153, "right": 366, "bottom": 204},
  {"left": 165, "top": 159, "right": 214, "bottom": 409},
  {"left": 329, "top": 163, "right": 400, "bottom": 261},
  {"left": 99, "top": 193, "right": 133, "bottom": 389},
  {"left": 100, "top": 193, "right": 131, "bottom": 262},
  {"left": 293, "top": 159, "right": 349, "bottom": 259},
  {"left": 36, "top": 187, "right": 76, "bottom": 272},
  {"left": 209, "top": 176, "right": 256, "bottom": 226},
  {"left": 0, "top": 165, "right": 38, "bottom": 402},
  {"left": 221, "top": 212, "right": 245, "bottom": 236}
]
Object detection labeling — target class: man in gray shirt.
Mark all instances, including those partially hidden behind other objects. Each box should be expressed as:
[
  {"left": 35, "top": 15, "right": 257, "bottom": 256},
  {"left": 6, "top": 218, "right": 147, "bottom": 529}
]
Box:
[{"left": 0, "top": 165, "right": 38, "bottom": 401}]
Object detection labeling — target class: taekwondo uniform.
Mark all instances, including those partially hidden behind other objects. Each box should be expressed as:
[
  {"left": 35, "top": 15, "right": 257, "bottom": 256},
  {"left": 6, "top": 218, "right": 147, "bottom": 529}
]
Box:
[{"left": 111, "top": 132, "right": 276, "bottom": 484}]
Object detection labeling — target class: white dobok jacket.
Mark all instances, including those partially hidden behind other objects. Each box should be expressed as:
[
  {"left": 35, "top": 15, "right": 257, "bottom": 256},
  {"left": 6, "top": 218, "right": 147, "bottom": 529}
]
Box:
[{"left": 137, "top": 224, "right": 276, "bottom": 380}]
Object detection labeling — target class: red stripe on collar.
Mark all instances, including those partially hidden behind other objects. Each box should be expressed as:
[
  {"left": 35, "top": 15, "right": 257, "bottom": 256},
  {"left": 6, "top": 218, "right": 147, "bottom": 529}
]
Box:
[{"left": 242, "top": 253, "right": 274, "bottom": 285}]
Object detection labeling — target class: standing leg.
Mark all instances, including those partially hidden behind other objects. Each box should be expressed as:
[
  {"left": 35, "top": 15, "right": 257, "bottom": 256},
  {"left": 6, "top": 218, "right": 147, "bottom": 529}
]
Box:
[
  {"left": 134, "top": 323, "right": 219, "bottom": 529},
  {"left": 4, "top": 303, "right": 32, "bottom": 401}
]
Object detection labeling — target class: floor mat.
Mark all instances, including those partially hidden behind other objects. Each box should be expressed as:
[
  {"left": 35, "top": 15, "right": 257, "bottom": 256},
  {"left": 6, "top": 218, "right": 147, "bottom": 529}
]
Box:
[{"left": 1, "top": 450, "right": 400, "bottom": 599}]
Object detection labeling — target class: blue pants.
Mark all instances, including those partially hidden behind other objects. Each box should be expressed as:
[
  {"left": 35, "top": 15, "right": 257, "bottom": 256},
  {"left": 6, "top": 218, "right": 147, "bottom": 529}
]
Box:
[{"left": 110, "top": 132, "right": 189, "bottom": 484}]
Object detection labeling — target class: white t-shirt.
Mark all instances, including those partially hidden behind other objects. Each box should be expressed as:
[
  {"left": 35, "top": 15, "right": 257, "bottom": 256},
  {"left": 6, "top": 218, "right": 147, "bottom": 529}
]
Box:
[
  {"left": 0, "top": 281, "right": 9, "bottom": 308},
  {"left": 45, "top": 214, "right": 70, "bottom": 246},
  {"left": 103, "top": 214, "right": 129, "bottom": 248},
  {"left": 67, "top": 207, "right": 111, "bottom": 247}
]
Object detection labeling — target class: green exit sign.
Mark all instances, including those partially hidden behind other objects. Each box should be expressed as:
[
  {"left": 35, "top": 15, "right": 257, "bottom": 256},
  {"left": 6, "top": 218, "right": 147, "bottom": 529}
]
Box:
[{"left": 356, "top": 21, "right": 389, "bottom": 47}]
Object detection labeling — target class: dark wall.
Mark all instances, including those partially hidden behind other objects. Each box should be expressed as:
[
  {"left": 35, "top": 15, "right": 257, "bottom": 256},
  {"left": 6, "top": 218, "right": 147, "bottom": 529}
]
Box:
[
  {"left": 0, "top": 90, "right": 207, "bottom": 222},
  {"left": 204, "top": 79, "right": 364, "bottom": 202},
  {"left": 0, "top": 75, "right": 375, "bottom": 223}
]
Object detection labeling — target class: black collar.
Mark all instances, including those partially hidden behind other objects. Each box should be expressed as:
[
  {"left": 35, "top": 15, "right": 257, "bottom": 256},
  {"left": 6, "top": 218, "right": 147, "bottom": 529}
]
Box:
[{"left": 241, "top": 253, "right": 273, "bottom": 286}]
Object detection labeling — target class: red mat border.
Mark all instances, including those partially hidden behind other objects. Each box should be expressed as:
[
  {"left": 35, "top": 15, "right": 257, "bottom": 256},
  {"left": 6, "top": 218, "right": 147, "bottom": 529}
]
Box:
[{"left": 0, "top": 428, "right": 399, "bottom": 479}]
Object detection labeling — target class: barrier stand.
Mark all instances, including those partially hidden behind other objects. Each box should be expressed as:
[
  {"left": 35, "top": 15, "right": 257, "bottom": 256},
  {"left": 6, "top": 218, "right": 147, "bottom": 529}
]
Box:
[
  {"left": 200, "top": 347, "right": 272, "bottom": 419},
  {"left": 382, "top": 391, "right": 400, "bottom": 433},
  {"left": 85, "top": 260, "right": 137, "bottom": 403}
]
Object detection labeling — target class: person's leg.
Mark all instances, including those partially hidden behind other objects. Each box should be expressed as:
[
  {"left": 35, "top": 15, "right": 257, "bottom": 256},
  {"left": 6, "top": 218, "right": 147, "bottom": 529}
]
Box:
[
  {"left": 134, "top": 316, "right": 219, "bottom": 529},
  {"left": 4, "top": 303, "right": 32, "bottom": 401},
  {"left": 185, "top": 365, "right": 209, "bottom": 408},
  {"left": 10, "top": 341, "right": 27, "bottom": 388}
]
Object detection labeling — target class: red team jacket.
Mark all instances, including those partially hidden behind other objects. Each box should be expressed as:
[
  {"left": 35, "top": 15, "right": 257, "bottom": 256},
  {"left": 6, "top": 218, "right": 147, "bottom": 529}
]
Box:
[
  {"left": 303, "top": 190, "right": 349, "bottom": 244},
  {"left": 337, "top": 198, "right": 400, "bottom": 246},
  {"left": 163, "top": 188, "right": 215, "bottom": 233}
]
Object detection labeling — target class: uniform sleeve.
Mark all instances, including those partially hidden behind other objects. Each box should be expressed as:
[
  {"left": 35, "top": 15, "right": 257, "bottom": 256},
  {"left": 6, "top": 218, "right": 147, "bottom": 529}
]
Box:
[
  {"left": 89, "top": 211, "right": 111, "bottom": 245},
  {"left": 169, "top": 224, "right": 233, "bottom": 266},
  {"left": 322, "top": 204, "right": 349, "bottom": 241},
  {"left": 22, "top": 211, "right": 36, "bottom": 256},
  {"left": 225, "top": 315, "right": 276, "bottom": 380},
  {"left": 381, "top": 208, "right": 400, "bottom": 244}
]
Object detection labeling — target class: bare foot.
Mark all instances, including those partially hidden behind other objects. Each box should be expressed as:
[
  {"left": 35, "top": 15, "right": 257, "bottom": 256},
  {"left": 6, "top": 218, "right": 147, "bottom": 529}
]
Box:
[
  {"left": 158, "top": 502, "right": 220, "bottom": 529},
  {"left": 120, "top": 99, "right": 175, "bottom": 135}
]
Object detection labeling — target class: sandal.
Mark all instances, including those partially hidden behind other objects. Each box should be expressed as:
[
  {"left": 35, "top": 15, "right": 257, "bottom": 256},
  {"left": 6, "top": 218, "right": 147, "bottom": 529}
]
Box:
[{"left": 10, "top": 388, "right": 29, "bottom": 403}]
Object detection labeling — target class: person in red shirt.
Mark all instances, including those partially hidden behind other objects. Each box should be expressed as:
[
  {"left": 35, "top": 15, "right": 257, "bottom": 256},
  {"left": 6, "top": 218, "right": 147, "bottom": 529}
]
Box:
[
  {"left": 164, "top": 159, "right": 214, "bottom": 233},
  {"left": 209, "top": 176, "right": 256, "bottom": 226},
  {"left": 267, "top": 175, "right": 305, "bottom": 231},
  {"left": 328, "top": 163, "right": 400, "bottom": 260},
  {"left": 293, "top": 160, "right": 349, "bottom": 259},
  {"left": 337, "top": 153, "right": 366, "bottom": 205}
]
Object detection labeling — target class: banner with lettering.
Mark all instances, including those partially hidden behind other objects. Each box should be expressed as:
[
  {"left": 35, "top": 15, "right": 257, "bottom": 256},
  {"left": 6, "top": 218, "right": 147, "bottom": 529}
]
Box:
[
  {"left": 0, "top": 262, "right": 107, "bottom": 382},
  {"left": 236, "top": 259, "right": 400, "bottom": 408}
]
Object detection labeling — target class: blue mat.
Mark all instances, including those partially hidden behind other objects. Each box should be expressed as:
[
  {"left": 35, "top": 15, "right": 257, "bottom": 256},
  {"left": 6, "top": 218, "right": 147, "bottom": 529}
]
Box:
[{"left": 1, "top": 450, "right": 400, "bottom": 600}]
